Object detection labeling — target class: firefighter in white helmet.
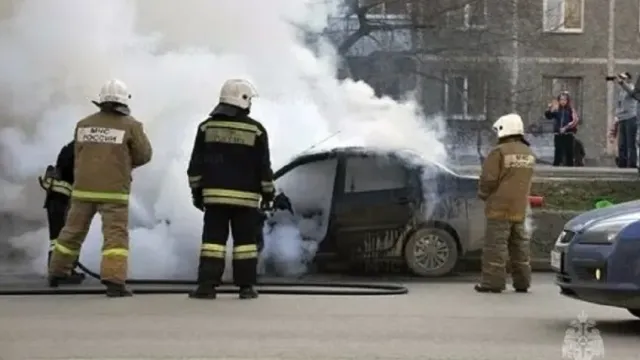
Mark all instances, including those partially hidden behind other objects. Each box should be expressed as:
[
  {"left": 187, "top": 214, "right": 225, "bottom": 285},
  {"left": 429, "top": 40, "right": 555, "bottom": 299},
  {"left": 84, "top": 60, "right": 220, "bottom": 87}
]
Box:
[
  {"left": 48, "top": 79, "right": 153, "bottom": 297},
  {"left": 187, "top": 79, "right": 274, "bottom": 300},
  {"left": 475, "top": 113, "right": 536, "bottom": 294}
]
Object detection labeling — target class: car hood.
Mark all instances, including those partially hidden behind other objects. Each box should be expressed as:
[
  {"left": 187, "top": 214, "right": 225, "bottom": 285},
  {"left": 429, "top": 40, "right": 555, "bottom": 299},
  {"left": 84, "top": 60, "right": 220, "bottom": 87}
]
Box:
[{"left": 564, "top": 200, "right": 640, "bottom": 231}]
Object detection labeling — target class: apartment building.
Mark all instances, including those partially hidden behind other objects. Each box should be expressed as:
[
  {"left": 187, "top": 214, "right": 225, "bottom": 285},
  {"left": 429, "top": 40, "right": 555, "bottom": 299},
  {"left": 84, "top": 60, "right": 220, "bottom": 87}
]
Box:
[{"left": 337, "top": 0, "right": 640, "bottom": 164}]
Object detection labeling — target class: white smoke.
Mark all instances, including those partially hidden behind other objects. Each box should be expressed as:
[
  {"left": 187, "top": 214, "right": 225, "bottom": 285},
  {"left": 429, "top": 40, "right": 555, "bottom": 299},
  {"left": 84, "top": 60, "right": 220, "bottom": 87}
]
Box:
[
  {"left": 524, "top": 204, "right": 535, "bottom": 239},
  {"left": 0, "top": 0, "right": 446, "bottom": 279}
]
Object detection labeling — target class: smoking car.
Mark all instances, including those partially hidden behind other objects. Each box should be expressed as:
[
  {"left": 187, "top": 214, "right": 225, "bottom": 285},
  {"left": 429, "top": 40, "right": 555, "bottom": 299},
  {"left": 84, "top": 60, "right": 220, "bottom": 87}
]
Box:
[
  {"left": 266, "top": 146, "right": 489, "bottom": 277},
  {"left": 551, "top": 200, "right": 640, "bottom": 318}
]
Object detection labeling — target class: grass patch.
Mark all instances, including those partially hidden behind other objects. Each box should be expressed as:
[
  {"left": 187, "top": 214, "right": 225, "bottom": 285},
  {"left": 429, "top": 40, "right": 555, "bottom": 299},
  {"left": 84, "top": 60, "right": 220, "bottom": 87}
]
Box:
[{"left": 531, "top": 179, "right": 640, "bottom": 211}]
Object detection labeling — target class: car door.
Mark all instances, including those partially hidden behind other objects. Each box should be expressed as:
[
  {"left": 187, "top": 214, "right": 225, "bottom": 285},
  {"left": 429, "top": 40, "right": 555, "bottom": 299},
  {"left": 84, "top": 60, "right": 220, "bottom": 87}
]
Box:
[
  {"left": 331, "top": 154, "right": 414, "bottom": 260},
  {"left": 272, "top": 156, "right": 339, "bottom": 247},
  {"left": 457, "top": 176, "right": 486, "bottom": 252}
]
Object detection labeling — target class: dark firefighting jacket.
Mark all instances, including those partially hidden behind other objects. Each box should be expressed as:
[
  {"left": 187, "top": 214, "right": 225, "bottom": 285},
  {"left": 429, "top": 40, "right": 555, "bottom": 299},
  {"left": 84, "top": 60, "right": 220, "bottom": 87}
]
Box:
[
  {"left": 40, "top": 141, "right": 75, "bottom": 201},
  {"left": 187, "top": 103, "right": 274, "bottom": 208}
]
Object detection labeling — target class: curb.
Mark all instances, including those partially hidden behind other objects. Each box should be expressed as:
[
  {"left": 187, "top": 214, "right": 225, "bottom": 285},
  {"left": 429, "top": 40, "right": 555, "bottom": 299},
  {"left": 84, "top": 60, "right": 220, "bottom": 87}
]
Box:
[{"left": 458, "top": 257, "right": 553, "bottom": 273}]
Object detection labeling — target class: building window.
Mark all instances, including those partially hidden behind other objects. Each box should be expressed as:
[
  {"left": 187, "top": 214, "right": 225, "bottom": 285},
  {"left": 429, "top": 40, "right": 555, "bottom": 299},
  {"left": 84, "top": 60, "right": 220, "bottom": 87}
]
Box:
[
  {"left": 443, "top": 72, "right": 487, "bottom": 121},
  {"left": 360, "top": 0, "right": 410, "bottom": 19},
  {"left": 543, "top": 0, "right": 584, "bottom": 33},
  {"left": 542, "top": 76, "right": 583, "bottom": 120},
  {"left": 447, "top": 0, "right": 487, "bottom": 29}
]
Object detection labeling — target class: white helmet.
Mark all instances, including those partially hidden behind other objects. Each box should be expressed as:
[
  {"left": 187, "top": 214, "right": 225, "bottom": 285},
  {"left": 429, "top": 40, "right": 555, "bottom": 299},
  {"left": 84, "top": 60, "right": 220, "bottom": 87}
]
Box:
[
  {"left": 98, "top": 79, "right": 131, "bottom": 106},
  {"left": 492, "top": 113, "right": 524, "bottom": 138},
  {"left": 219, "top": 79, "right": 258, "bottom": 109}
]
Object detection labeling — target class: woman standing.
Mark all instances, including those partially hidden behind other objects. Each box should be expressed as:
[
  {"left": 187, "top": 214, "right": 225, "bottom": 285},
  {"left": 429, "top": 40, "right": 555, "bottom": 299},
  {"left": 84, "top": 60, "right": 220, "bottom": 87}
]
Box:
[{"left": 544, "top": 92, "right": 579, "bottom": 166}]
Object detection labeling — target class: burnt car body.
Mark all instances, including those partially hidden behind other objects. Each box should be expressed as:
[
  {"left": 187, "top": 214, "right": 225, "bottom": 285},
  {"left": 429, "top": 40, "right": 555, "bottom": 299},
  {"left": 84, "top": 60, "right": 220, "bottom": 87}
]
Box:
[{"left": 267, "top": 146, "right": 486, "bottom": 277}]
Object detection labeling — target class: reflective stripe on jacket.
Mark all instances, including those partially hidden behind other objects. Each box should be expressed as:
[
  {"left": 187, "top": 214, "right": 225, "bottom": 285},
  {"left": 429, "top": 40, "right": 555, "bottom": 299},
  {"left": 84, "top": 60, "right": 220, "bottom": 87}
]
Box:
[
  {"left": 202, "top": 188, "right": 261, "bottom": 208},
  {"left": 42, "top": 177, "right": 73, "bottom": 196}
]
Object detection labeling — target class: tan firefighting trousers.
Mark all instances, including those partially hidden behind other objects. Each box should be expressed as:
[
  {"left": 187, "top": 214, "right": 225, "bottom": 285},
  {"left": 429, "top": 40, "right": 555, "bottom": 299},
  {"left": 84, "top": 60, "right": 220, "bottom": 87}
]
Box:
[
  {"left": 49, "top": 200, "right": 129, "bottom": 284},
  {"left": 480, "top": 219, "right": 531, "bottom": 290}
]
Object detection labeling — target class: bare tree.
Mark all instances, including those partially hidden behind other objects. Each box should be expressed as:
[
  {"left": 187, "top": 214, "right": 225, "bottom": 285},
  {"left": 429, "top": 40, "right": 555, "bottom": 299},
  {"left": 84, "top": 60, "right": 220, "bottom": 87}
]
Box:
[{"left": 316, "top": 0, "right": 595, "bottom": 163}]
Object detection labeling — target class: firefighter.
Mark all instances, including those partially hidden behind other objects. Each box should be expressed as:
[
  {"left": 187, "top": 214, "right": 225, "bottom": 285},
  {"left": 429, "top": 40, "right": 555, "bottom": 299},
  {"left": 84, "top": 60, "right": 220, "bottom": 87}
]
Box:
[
  {"left": 48, "top": 79, "right": 153, "bottom": 297},
  {"left": 38, "top": 140, "right": 85, "bottom": 284},
  {"left": 187, "top": 78, "right": 274, "bottom": 300},
  {"left": 475, "top": 113, "right": 535, "bottom": 294}
]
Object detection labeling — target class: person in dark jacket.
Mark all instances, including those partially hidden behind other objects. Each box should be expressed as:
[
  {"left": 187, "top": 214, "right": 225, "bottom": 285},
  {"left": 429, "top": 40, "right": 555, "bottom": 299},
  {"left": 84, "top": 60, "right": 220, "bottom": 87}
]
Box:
[
  {"left": 38, "top": 140, "right": 85, "bottom": 284},
  {"left": 613, "top": 72, "right": 638, "bottom": 168},
  {"left": 187, "top": 79, "right": 274, "bottom": 300},
  {"left": 544, "top": 92, "right": 579, "bottom": 166}
]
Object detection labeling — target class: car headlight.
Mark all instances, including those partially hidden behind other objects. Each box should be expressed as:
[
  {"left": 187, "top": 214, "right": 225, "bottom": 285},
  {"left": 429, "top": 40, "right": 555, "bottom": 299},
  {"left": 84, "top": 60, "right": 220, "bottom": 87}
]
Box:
[
  {"left": 579, "top": 215, "right": 640, "bottom": 244},
  {"left": 555, "top": 230, "right": 575, "bottom": 244}
]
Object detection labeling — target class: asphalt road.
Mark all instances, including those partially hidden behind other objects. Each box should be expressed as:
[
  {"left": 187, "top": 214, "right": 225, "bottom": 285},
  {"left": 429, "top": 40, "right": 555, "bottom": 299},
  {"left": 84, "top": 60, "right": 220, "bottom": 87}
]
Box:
[{"left": 1, "top": 274, "right": 639, "bottom": 360}]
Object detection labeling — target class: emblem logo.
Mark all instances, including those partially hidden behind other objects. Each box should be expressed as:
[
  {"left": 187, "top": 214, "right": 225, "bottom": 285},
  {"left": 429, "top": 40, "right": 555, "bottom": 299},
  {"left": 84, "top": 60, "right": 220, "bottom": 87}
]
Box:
[{"left": 561, "top": 311, "right": 605, "bottom": 360}]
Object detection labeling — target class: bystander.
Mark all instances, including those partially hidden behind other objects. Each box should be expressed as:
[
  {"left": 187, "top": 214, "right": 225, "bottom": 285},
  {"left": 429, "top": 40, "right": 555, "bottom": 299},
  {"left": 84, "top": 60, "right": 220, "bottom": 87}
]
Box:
[
  {"left": 544, "top": 91, "right": 579, "bottom": 167},
  {"left": 611, "top": 72, "right": 638, "bottom": 168}
]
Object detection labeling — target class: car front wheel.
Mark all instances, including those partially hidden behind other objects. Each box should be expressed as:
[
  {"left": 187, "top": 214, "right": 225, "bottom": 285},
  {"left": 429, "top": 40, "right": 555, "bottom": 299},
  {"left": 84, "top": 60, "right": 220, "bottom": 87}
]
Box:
[
  {"left": 628, "top": 309, "right": 640, "bottom": 319},
  {"left": 404, "top": 227, "right": 459, "bottom": 277}
]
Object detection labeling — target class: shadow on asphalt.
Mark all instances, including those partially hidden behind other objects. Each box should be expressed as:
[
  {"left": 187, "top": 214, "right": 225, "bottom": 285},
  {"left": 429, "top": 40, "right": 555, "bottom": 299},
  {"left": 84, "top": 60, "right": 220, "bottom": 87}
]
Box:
[
  {"left": 296, "top": 271, "right": 480, "bottom": 284},
  {"left": 545, "top": 318, "right": 640, "bottom": 337},
  {"left": 594, "top": 320, "right": 640, "bottom": 336}
]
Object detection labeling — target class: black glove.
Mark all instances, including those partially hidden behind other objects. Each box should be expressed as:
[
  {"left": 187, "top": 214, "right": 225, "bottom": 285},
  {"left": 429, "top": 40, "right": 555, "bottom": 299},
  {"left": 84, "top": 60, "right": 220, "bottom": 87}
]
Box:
[
  {"left": 261, "top": 191, "right": 274, "bottom": 209},
  {"left": 260, "top": 199, "right": 273, "bottom": 211},
  {"left": 262, "top": 190, "right": 274, "bottom": 203},
  {"left": 191, "top": 188, "right": 204, "bottom": 211},
  {"left": 273, "top": 193, "right": 293, "bottom": 214}
]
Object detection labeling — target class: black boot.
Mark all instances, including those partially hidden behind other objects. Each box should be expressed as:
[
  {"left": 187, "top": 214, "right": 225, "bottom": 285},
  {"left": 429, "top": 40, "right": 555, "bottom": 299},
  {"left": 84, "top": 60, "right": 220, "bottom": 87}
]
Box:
[
  {"left": 103, "top": 281, "right": 133, "bottom": 298},
  {"left": 514, "top": 288, "right": 529, "bottom": 293},
  {"left": 474, "top": 284, "right": 503, "bottom": 293},
  {"left": 238, "top": 286, "right": 259, "bottom": 299},
  {"left": 48, "top": 275, "right": 65, "bottom": 288},
  {"left": 56, "top": 270, "right": 86, "bottom": 285},
  {"left": 188, "top": 285, "right": 217, "bottom": 299}
]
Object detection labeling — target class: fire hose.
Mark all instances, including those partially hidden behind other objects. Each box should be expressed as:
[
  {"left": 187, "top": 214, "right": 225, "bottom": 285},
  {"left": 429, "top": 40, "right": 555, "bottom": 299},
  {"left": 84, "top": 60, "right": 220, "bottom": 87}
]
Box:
[
  {"left": 0, "top": 262, "right": 409, "bottom": 296},
  {"left": 0, "top": 196, "right": 409, "bottom": 297}
]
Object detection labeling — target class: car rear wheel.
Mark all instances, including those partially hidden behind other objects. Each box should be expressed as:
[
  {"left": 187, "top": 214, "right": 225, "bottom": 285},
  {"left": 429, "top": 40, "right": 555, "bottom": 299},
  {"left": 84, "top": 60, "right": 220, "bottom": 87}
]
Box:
[
  {"left": 404, "top": 227, "right": 459, "bottom": 277},
  {"left": 627, "top": 309, "right": 640, "bottom": 318}
]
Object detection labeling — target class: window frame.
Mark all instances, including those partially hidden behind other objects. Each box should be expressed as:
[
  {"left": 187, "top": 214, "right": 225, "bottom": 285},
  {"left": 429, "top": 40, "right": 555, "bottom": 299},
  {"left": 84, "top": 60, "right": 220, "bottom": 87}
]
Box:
[
  {"left": 359, "top": 0, "right": 411, "bottom": 20},
  {"left": 463, "top": 0, "right": 488, "bottom": 30},
  {"left": 443, "top": 72, "right": 487, "bottom": 121},
  {"left": 342, "top": 155, "right": 409, "bottom": 194},
  {"left": 542, "top": 0, "right": 585, "bottom": 34},
  {"left": 445, "top": 0, "right": 488, "bottom": 30}
]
